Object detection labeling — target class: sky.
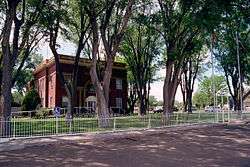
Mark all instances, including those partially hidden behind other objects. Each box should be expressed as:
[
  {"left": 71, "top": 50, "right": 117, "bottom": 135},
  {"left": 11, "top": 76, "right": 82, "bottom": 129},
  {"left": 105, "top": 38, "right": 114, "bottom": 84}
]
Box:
[{"left": 150, "top": 69, "right": 188, "bottom": 102}]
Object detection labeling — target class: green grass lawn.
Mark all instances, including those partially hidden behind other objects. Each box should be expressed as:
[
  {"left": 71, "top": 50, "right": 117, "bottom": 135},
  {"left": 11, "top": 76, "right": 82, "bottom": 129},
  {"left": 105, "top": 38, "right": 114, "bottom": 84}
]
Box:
[{"left": 7, "top": 111, "right": 244, "bottom": 138}]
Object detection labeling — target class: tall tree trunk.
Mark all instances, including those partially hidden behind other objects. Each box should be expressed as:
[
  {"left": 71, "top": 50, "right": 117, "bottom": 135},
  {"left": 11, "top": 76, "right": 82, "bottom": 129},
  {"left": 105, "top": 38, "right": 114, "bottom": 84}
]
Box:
[
  {"left": 163, "top": 59, "right": 189, "bottom": 116},
  {"left": 180, "top": 73, "right": 187, "bottom": 112},
  {"left": 187, "top": 90, "right": 193, "bottom": 113},
  {"left": 85, "top": 0, "right": 134, "bottom": 127},
  {"left": 1, "top": 51, "right": 12, "bottom": 136},
  {"left": 137, "top": 85, "right": 146, "bottom": 116},
  {"left": 103, "top": 58, "right": 114, "bottom": 105},
  {"left": 90, "top": 66, "right": 110, "bottom": 127},
  {"left": 127, "top": 84, "right": 137, "bottom": 114},
  {"left": 89, "top": 14, "right": 110, "bottom": 127},
  {"left": 163, "top": 61, "right": 173, "bottom": 114},
  {"left": 138, "top": 94, "right": 145, "bottom": 116},
  {"left": 163, "top": 60, "right": 182, "bottom": 117},
  {"left": 147, "top": 80, "right": 151, "bottom": 111},
  {"left": 1, "top": 2, "right": 16, "bottom": 136},
  {"left": 163, "top": 82, "right": 175, "bottom": 114}
]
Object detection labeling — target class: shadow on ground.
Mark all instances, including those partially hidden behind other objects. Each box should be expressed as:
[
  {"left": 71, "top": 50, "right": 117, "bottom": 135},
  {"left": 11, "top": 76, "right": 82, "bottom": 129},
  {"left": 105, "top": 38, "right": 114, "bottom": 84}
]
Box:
[{"left": 0, "top": 124, "right": 250, "bottom": 167}]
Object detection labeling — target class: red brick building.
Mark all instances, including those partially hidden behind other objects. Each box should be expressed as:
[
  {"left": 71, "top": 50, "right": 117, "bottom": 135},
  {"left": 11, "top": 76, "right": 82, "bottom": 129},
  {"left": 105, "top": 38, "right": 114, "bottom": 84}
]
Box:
[{"left": 33, "top": 55, "right": 128, "bottom": 112}]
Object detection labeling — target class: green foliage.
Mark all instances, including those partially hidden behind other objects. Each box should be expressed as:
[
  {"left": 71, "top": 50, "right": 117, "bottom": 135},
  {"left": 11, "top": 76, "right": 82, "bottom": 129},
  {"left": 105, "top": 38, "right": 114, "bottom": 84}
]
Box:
[
  {"left": 0, "top": 0, "right": 6, "bottom": 16},
  {"left": 193, "top": 75, "right": 228, "bottom": 108},
  {"left": 35, "top": 108, "right": 51, "bottom": 119},
  {"left": 174, "top": 101, "right": 183, "bottom": 111},
  {"left": 14, "top": 53, "right": 43, "bottom": 92},
  {"left": 212, "top": 0, "right": 250, "bottom": 106},
  {"left": 39, "top": 0, "right": 69, "bottom": 32},
  {"left": 199, "top": 76, "right": 227, "bottom": 94},
  {"left": 121, "top": 8, "right": 162, "bottom": 114},
  {"left": 193, "top": 92, "right": 210, "bottom": 109},
  {"left": 149, "top": 96, "right": 159, "bottom": 107},
  {"left": 22, "top": 89, "right": 41, "bottom": 111},
  {"left": 213, "top": 1, "right": 250, "bottom": 84},
  {"left": 12, "top": 91, "right": 24, "bottom": 106}
]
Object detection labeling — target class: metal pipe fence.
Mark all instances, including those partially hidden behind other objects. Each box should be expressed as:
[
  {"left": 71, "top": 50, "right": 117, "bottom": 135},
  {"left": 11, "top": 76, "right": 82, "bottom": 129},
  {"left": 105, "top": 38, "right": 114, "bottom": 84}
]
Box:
[{"left": 1, "top": 111, "right": 250, "bottom": 139}]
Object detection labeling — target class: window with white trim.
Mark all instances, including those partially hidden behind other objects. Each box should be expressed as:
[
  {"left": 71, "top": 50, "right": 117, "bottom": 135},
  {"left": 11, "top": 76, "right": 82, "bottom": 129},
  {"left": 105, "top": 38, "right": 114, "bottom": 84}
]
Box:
[
  {"left": 116, "top": 98, "right": 122, "bottom": 108},
  {"left": 116, "top": 79, "right": 122, "bottom": 90}
]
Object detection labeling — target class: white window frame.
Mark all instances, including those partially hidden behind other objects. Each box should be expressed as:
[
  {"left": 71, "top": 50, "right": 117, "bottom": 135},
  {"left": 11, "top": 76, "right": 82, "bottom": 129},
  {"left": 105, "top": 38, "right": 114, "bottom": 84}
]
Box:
[
  {"left": 116, "top": 78, "right": 122, "bottom": 90},
  {"left": 116, "top": 98, "right": 123, "bottom": 108}
]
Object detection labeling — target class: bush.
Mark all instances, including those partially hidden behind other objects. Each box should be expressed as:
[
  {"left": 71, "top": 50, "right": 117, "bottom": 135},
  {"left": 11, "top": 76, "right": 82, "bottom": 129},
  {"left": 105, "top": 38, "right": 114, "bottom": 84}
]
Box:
[
  {"left": 35, "top": 108, "right": 51, "bottom": 119},
  {"left": 11, "top": 101, "right": 21, "bottom": 107},
  {"left": 12, "top": 91, "right": 24, "bottom": 107},
  {"left": 22, "top": 89, "right": 41, "bottom": 111}
]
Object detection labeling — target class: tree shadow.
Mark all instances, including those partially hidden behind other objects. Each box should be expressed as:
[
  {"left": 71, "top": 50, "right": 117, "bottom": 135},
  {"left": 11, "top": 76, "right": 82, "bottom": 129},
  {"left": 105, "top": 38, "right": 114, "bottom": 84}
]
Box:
[{"left": 0, "top": 124, "right": 250, "bottom": 167}]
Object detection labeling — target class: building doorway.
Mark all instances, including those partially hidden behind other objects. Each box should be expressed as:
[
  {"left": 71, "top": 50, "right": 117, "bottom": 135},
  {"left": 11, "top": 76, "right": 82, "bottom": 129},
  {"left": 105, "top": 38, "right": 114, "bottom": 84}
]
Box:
[{"left": 85, "top": 96, "right": 97, "bottom": 112}]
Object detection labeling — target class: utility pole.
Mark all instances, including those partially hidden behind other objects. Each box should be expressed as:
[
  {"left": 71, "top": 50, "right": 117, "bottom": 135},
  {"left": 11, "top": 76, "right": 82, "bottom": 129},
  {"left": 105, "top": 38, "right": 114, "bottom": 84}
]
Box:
[
  {"left": 211, "top": 34, "right": 218, "bottom": 122},
  {"left": 236, "top": 31, "right": 243, "bottom": 115}
]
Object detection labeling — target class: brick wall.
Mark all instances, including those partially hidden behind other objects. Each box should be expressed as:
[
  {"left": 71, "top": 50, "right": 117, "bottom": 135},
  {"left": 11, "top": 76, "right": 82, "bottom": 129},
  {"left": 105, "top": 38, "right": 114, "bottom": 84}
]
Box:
[
  {"left": 34, "top": 59, "right": 128, "bottom": 111},
  {"left": 34, "top": 69, "right": 47, "bottom": 107}
]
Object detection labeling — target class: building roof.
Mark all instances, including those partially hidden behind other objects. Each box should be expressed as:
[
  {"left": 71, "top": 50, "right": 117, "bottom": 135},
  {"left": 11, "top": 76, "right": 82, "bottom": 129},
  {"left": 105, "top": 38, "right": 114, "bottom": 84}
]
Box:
[{"left": 34, "top": 54, "right": 127, "bottom": 74}]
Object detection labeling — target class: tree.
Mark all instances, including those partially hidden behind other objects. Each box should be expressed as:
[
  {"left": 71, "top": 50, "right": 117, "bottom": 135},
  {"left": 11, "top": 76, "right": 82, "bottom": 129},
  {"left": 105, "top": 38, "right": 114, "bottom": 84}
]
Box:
[
  {"left": 156, "top": 0, "right": 207, "bottom": 115},
  {"left": 121, "top": 10, "right": 161, "bottom": 115},
  {"left": 22, "top": 89, "right": 41, "bottom": 111},
  {"left": 1, "top": 0, "right": 47, "bottom": 136},
  {"left": 40, "top": 0, "right": 90, "bottom": 118},
  {"left": 155, "top": 0, "right": 235, "bottom": 115},
  {"left": 84, "top": 0, "right": 135, "bottom": 126},
  {"left": 127, "top": 70, "right": 137, "bottom": 114},
  {"left": 180, "top": 45, "right": 207, "bottom": 113},
  {"left": 14, "top": 52, "right": 43, "bottom": 93},
  {"left": 195, "top": 75, "right": 227, "bottom": 107},
  {"left": 12, "top": 91, "right": 24, "bottom": 106},
  {"left": 149, "top": 96, "right": 159, "bottom": 107},
  {"left": 213, "top": 0, "right": 250, "bottom": 111},
  {"left": 193, "top": 91, "right": 210, "bottom": 109}
]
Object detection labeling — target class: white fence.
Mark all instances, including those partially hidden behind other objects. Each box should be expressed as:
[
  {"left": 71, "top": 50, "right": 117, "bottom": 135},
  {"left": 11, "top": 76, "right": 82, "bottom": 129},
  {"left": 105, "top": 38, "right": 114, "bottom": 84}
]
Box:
[{"left": 1, "top": 111, "right": 250, "bottom": 139}]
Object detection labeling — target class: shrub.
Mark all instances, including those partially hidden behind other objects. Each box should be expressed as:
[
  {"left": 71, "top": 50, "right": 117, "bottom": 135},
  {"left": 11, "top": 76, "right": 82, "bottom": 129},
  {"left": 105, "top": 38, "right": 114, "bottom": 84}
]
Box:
[
  {"left": 12, "top": 91, "right": 24, "bottom": 107},
  {"left": 22, "top": 89, "right": 41, "bottom": 111},
  {"left": 35, "top": 108, "right": 51, "bottom": 119},
  {"left": 11, "top": 101, "right": 21, "bottom": 107}
]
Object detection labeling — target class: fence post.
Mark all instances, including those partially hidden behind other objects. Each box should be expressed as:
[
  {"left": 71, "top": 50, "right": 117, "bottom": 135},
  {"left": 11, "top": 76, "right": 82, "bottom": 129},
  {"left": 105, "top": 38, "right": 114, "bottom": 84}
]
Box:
[
  {"left": 13, "top": 116, "right": 16, "bottom": 139},
  {"left": 113, "top": 117, "right": 116, "bottom": 131},
  {"left": 56, "top": 117, "right": 58, "bottom": 135},
  {"left": 216, "top": 110, "right": 219, "bottom": 123},
  {"left": 69, "top": 120, "right": 72, "bottom": 133},
  {"left": 176, "top": 113, "right": 179, "bottom": 125},
  {"left": 148, "top": 115, "right": 151, "bottom": 128},
  {"left": 222, "top": 109, "right": 225, "bottom": 123},
  {"left": 198, "top": 110, "right": 201, "bottom": 123},
  {"left": 240, "top": 109, "right": 243, "bottom": 120}
]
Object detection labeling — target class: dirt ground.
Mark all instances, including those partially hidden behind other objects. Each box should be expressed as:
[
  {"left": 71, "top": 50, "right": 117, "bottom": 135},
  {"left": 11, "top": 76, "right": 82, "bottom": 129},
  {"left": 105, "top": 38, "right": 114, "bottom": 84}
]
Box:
[{"left": 0, "top": 124, "right": 250, "bottom": 167}]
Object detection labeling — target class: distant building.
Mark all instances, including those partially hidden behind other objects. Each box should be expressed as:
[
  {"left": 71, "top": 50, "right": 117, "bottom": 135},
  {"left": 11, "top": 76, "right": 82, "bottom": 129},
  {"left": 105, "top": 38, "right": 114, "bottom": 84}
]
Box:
[{"left": 33, "top": 55, "right": 128, "bottom": 113}]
